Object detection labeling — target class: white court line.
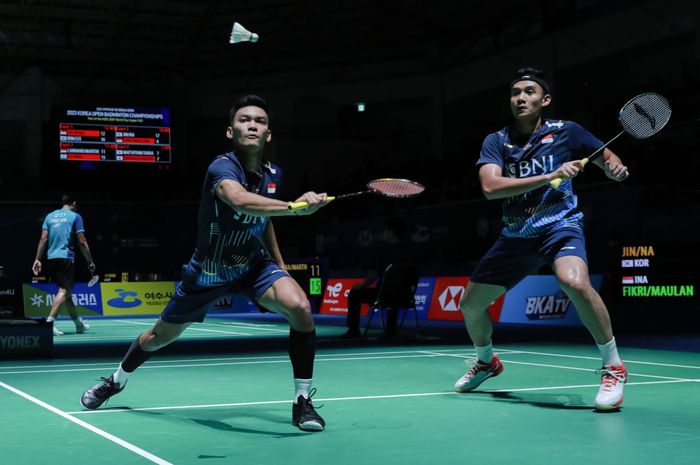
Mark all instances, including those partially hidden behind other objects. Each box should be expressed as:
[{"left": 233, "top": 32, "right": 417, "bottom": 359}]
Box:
[
  {"left": 422, "top": 348, "right": 700, "bottom": 370},
  {"left": 0, "top": 380, "right": 172, "bottom": 465},
  {"left": 420, "top": 350, "right": 696, "bottom": 382},
  {"left": 66, "top": 378, "right": 695, "bottom": 416},
  {"left": 119, "top": 320, "right": 252, "bottom": 336},
  {"left": 206, "top": 322, "right": 290, "bottom": 333},
  {"left": 0, "top": 349, "right": 466, "bottom": 372},
  {"left": 0, "top": 353, "right": 445, "bottom": 375}
]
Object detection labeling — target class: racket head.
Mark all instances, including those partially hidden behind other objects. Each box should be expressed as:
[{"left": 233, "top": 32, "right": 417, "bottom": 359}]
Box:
[
  {"left": 88, "top": 274, "right": 100, "bottom": 287},
  {"left": 618, "top": 92, "right": 671, "bottom": 139},
  {"left": 366, "top": 178, "right": 425, "bottom": 198}
]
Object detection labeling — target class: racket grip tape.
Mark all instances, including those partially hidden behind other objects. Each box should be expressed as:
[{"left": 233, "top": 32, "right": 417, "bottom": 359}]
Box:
[
  {"left": 549, "top": 158, "right": 590, "bottom": 189},
  {"left": 288, "top": 196, "right": 335, "bottom": 212}
]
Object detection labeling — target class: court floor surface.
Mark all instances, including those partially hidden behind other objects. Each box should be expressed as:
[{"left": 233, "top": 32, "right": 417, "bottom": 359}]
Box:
[{"left": 1, "top": 316, "right": 699, "bottom": 465}]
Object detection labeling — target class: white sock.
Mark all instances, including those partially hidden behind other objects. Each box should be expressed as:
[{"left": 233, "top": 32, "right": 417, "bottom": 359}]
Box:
[
  {"left": 597, "top": 337, "right": 622, "bottom": 366},
  {"left": 475, "top": 342, "right": 494, "bottom": 364},
  {"left": 294, "top": 378, "right": 312, "bottom": 403},
  {"left": 112, "top": 363, "right": 131, "bottom": 387},
  {"left": 46, "top": 316, "right": 55, "bottom": 323}
]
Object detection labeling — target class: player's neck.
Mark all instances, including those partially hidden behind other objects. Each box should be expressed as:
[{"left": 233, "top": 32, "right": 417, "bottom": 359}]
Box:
[
  {"left": 236, "top": 148, "right": 265, "bottom": 173},
  {"left": 514, "top": 115, "right": 542, "bottom": 137}
]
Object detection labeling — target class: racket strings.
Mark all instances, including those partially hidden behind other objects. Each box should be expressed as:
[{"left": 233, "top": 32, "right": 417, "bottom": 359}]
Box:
[
  {"left": 367, "top": 179, "right": 425, "bottom": 198},
  {"left": 619, "top": 93, "right": 671, "bottom": 139}
]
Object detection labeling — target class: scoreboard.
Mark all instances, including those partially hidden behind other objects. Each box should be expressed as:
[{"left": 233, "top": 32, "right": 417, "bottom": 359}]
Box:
[{"left": 59, "top": 107, "right": 172, "bottom": 164}]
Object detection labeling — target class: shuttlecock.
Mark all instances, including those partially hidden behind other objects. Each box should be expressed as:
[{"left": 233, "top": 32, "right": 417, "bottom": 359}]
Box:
[{"left": 229, "top": 22, "right": 259, "bottom": 44}]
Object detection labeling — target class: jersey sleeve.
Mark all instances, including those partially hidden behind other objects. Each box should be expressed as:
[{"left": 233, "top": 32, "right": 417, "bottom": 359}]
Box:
[
  {"left": 568, "top": 122, "right": 604, "bottom": 159},
  {"left": 476, "top": 133, "right": 504, "bottom": 169},
  {"left": 42, "top": 215, "right": 49, "bottom": 231},
  {"left": 73, "top": 214, "right": 85, "bottom": 234},
  {"left": 207, "top": 156, "right": 246, "bottom": 196}
]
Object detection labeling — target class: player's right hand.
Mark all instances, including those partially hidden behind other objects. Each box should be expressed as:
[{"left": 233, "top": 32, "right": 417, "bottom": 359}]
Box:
[
  {"left": 32, "top": 259, "right": 42, "bottom": 276},
  {"left": 291, "top": 191, "right": 329, "bottom": 215},
  {"left": 551, "top": 160, "right": 585, "bottom": 181}
]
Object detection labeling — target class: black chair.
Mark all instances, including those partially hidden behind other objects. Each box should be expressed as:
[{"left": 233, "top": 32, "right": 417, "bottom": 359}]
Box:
[{"left": 363, "top": 264, "right": 421, "bottom": 338}]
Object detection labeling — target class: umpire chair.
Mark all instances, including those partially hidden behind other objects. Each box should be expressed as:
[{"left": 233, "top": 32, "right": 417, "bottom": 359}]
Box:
[{"left": 363, "top": 264, "right": 421, "bottom": 338}]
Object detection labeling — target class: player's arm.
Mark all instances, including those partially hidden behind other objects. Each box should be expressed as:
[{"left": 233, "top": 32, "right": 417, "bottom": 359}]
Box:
[
  {"left": 592, "top": 148, "right": 629, "bottom": 182},
  {"left": 77, "top": 232, "right": 95, "bottom": 272},
  {"left": 32, "top": 229, "right": 49, "bottom": 275},
  {"left": 478, "top": 163, "right": 583, "bottom": 199},
  {"left": 262, "top": 221, "right": 285, "bottom": 269},
  {"left": 216, "top": 179, "right": 327, "bottom": 216}
]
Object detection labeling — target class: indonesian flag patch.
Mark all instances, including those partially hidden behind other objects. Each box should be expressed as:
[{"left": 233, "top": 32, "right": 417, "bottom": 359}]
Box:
[
  {"left": 267, "top": 183, "right": 277, "bottom": 194},
  {"left": 622, "top": 276, "right": 634, "bottom": 284},
  {"left": 541, "top": 134, "right": 554, "bottom": 144}
]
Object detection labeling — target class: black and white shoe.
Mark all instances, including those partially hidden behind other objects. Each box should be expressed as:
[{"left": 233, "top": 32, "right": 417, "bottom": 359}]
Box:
[
  {"left": 80, "top": 375, "right": 126, "bottom": 409},
  {"left": 292, "top": 388, "right": 325, "bottom": 431}
]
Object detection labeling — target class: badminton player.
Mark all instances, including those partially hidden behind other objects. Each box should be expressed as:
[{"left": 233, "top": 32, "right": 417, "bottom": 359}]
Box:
[
  {"left": 32, "top": 194, "right": 93, "bottom": 336},
  {"left": 455, "top": 68, "right": 630, "bottom": 410},
  {"left": 81, "top": 95, "right": 329, "bottom": 431}
]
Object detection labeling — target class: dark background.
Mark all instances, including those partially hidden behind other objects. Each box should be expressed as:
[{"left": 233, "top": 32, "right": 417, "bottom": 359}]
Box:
[{"left": 0, "top": 0, "right": 698, "bottom": 331}]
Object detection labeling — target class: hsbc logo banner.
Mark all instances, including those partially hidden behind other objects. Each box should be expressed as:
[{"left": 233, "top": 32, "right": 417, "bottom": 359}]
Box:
[{"left": 427, "top": 277, "right": 503, "bottom": 322}]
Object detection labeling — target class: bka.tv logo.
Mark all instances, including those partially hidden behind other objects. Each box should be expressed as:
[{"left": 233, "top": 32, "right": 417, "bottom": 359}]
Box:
[{"left": 524, "top": 292, "right": 570, "bottom": 320}]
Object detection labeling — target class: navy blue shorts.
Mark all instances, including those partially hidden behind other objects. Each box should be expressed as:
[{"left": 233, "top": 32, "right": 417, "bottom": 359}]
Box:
[
  {"left": 470, "top": 227, "right": 588, "bottom": 290},
  {"left": 161, "top": 258, "right": 290, "bottom": 324}
]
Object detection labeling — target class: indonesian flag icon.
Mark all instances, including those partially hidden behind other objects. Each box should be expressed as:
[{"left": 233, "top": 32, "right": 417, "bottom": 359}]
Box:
[
  {"left": 267, "top": 183, "right": 277, "bottom": 194},
  {"left": 622, "top": 276, "right": 634, "bottom": 284},
  {"left": 541, "top": 134, "right": 554, "bottom": 144}
]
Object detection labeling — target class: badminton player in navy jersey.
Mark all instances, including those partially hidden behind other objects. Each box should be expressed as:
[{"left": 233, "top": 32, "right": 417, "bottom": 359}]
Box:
[
  {"left": 455, "top": 68, "right": 630, "bottom": 410},
  {"left": 81, "top": 95, "right": 329, "bottom": 431}
]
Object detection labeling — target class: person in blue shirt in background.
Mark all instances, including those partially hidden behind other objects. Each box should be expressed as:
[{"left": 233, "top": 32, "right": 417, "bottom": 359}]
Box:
[
  {"left": 32, "top": 194, "right": 94, "bottom": 336},
  {"left": 455, "top": 67, "right": 630, "bottom": 411}
]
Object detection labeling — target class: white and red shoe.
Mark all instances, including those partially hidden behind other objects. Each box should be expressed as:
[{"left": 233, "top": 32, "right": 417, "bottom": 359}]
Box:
[
  {"left": 454, "top": 355, "right": 504, "bottom": 392},
  {"left": 595, "top": 363, "right": 628, "bottom": 410}
]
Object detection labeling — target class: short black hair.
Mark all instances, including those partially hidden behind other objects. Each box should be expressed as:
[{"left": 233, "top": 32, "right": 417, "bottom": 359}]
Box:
[
  {"left": 61, "top": 193, "right": 76, "bottom": 205},
  {"left": 228, "top": 95, "right": 271, "bottom": 125},
  {"left": 510, "top": 67, "right": 552, "bottom": 94}
]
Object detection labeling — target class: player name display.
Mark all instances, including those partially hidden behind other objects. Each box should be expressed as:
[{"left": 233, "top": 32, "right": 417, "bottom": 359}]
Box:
[
  {"left": 59, "top": 107, "right": 172, "bottom": 163},
  {"left": 619, "top": 245, "right": 694, "bottom": 297}
]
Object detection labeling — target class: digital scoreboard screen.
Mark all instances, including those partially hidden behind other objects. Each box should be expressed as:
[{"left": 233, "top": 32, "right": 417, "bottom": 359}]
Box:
[{"left": 59, "top": 107, "right": 171, "bottom": 163}]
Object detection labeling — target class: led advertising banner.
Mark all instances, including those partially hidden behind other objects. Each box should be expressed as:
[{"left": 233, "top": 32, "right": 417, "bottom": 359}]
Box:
[
  {"left": 499, "top": 275, "right": 603, "bottom": 326},
  {"left": 319, "top": 278, "right": 371, "bottom": 315},
  {"left": 100, "top": 282, "right": 175, "bottom": 316},
  {"left": 23, "top": 282, "right": 103, "bottom": 317},
  {"left": 426, "top": 277, "right": 504, "bottom": 322}
]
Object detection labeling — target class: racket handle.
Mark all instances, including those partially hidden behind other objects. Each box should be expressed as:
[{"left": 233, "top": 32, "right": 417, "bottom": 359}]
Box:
[
  {"left": 288, "top": 196, "right": 335, "bottom": 212},
  {"left": 549, "top": 158, "right": 590, "bottom": 189}
]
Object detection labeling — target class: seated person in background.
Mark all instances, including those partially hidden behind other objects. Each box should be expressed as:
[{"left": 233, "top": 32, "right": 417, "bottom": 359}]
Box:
[{"left": 344, "top": 217, "right": 408, "bottom": 339}]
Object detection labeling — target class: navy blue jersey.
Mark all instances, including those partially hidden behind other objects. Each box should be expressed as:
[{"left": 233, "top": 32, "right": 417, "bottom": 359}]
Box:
[
  {"left": 477, "top": 119, "right": 603, "bottom": 238},
  {"left": 192, "top": 151, "right": 283, "bottom": 286}
]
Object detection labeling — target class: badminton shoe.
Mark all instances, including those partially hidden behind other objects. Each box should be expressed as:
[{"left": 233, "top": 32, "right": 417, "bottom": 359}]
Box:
[
  {"left": 454, "top": 355, "right": 504, "bottom": 392},
  {"left": 292, "top": 388, "right": 325, "bottom": 431},
  {"left": 52, "top": 325, "right": 64, "bottom": 336},
  {"left": 80, "top": 375, "right": 126, "bottom": 410},
  {"left": 76, "top": 318, "right": 90, "bottom": 334},
  {"left": 595, "top": 363, "right": 628, "bottom": 410}
]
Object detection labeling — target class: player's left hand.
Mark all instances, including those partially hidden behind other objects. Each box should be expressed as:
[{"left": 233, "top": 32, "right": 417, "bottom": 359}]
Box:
[
  {"left": 32, "top": 259, "right": 42, "bottom": 276},
  {"left": 604, "top": 160, "right": 629, "bottom": 182}
]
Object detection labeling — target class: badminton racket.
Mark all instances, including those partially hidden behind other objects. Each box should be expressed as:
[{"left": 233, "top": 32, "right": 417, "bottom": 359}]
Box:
[
  {"left": 288, "top": 178, "right": 425, "bottom": 211},
  {"left": 550, "top": 92, "right": 671, "bottom": 189},
  {"left": 87, "top": 264, "right": 99, "bottom": 287}
]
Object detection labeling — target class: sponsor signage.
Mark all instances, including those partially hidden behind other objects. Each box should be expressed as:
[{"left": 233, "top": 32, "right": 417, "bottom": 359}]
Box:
[
  {"left": 499, "top": 275, "right": 602, "bottom": 326},
  {"left": 319, "top": 278, "right": 371, "bottom": 315},
  {"left": 427, "top": 277, "right": 503, "bottom": 322},
  {"left": 23, "top": 282, "right": 103, "bottom": 317},
  {"left": 0, "top": 320, "right": 53, "bottom": 357},
  {"left": 101, "top": 282, "right": 175, "bottom": 315},
  {"left": 413, "top": 277, "right": 436, "bottom": 320}
]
